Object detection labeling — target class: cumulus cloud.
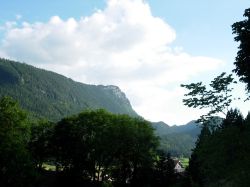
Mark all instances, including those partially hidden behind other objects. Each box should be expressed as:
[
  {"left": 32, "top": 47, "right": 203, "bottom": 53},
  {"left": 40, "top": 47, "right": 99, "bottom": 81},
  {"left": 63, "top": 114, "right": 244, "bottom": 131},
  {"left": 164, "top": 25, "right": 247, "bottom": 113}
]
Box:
[{"left": 0, "top": 0, "right": 224, "bottom": 124}]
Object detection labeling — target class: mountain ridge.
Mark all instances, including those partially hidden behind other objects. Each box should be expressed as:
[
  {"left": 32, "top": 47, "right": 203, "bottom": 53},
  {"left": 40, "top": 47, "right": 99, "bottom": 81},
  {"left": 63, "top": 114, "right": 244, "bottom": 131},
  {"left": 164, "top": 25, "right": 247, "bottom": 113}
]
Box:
[
  {"left": 0, "top": 58, "right": 138, "bottom": 121},
  {"left": 152, "top": 120, "right": 201, "bottom": 156},
  {"left": 0, "top": 57, "right": 200, "bottom": 156}
]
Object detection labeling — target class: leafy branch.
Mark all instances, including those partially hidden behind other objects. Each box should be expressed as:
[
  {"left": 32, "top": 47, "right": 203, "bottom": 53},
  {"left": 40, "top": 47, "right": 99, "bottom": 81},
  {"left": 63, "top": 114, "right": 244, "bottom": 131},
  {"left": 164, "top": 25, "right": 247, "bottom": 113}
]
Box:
[{"left": 181, "top": 72, "right": 237, "bottom": 123}]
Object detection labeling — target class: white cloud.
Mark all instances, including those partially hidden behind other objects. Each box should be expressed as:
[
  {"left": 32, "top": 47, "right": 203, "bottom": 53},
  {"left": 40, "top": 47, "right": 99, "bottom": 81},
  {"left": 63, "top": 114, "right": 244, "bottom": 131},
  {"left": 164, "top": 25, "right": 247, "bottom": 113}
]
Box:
[
  {"left": 0, "top": 0, "right": 225, "bottom": 125},
  {"left": 16, "top": 14, "right": 22, "bottom": 20}
]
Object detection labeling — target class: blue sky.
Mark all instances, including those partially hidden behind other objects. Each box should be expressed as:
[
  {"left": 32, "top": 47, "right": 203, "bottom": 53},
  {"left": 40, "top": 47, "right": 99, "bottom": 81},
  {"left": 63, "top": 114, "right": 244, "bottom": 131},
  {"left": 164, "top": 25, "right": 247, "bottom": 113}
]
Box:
[
  {"left": 0, "top": 0, "right": 249, "bottom": 124},
  {"left": 148, "top": 0, "right": 249, "bottom": 64},
  {"left": 1, "top": 0, "right": 248, "bottom": 58}
]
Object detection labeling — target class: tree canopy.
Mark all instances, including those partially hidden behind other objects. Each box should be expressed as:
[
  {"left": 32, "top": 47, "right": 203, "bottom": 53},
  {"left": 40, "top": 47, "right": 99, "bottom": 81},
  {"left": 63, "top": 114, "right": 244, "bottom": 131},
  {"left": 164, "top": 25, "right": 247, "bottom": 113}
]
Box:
[
  {"left": 52, "top": 109, "right": 159, "bottom": 186},
  {"left": 232, "top": 8, "right": 250, "bottom": 92},
  {"left": 0, "top": 97, "right": 35, "bottom": 187},
  {"left": 0, "top": 96, "right": 182, "bottom": 187},
  {"left": 188, "top": 109, "right": 250, "bottom": 187}
]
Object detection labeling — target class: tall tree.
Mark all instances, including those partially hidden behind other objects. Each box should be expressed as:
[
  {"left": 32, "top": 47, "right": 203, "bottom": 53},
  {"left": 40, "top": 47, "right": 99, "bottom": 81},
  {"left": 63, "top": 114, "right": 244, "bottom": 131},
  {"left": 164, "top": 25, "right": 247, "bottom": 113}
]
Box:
[
  {"left": 232, "top": 8, "right": 250, "bottom": 92},
  {"left": 52, "top": 109, "right": 158, "bottom": 186},
  {"left": 0, "top": 96, "right": 35, "bottom": 187},
  {"left": 221, "top": 108, "right": 244, "bottom": 129},
  {"left": 188, "top": 124, "right": 211, "bottom": 186}
]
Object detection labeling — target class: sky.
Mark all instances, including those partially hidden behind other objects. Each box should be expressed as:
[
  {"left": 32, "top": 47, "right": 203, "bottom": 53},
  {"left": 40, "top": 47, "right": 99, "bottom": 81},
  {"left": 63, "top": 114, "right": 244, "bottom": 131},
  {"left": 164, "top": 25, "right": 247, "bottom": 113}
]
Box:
[{"left": 0, "top": 0, "right": 249, "bottom": 125}]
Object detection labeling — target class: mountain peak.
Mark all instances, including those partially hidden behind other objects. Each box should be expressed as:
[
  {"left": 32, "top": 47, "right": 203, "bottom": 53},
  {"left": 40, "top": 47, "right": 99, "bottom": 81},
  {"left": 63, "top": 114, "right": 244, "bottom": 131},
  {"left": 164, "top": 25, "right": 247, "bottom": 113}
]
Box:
[{"left": 101, "top": 85, "right": 130, "bottom": 105}]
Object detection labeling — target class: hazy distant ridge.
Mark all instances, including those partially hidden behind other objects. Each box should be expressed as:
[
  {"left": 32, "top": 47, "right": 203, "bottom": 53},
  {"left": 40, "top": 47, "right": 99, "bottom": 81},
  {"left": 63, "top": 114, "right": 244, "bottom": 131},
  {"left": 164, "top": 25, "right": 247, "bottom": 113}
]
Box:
[{"left": 152, "top": 121, "right": 201, "bottom": 156}]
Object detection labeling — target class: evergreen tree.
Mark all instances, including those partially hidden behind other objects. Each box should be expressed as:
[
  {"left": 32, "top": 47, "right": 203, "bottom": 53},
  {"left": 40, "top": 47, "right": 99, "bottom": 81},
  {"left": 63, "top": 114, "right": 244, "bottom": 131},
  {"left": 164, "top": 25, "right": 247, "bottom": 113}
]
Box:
[{"left": 221, "top": 108, "right": 244, "bottom": 129}]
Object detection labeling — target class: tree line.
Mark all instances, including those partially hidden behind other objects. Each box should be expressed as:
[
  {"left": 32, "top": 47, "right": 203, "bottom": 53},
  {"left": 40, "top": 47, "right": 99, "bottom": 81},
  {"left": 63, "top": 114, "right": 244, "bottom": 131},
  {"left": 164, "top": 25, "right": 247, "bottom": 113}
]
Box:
[
  {"left": 0, "top": 96, "right": 184, "bottom": 187},
  {"left": 188, "top": 110, "right": 250, "bottom": 186}
]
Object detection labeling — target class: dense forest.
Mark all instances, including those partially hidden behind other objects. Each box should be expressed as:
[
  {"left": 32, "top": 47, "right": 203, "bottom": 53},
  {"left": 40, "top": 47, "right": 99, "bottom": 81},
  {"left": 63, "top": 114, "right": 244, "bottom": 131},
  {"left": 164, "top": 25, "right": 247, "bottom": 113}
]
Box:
[
  {"left": 0, "top": 6, "right": 249, "bottom": 187},
  {"left": 0, "top": 58, "right": 138, "bottom": 120},
  {"left": 0, "top": 96, "right": 187, "bottom": 187}
]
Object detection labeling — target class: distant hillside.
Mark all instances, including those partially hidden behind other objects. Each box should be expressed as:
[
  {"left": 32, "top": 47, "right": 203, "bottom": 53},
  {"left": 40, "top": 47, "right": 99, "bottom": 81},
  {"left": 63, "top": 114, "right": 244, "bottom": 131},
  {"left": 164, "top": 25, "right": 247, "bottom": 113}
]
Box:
[
  {"left": 152, "top": 121, "right": 201, "bottom": 157},
  {"left": 0, "top": 58, "right": 201, "bottom": 157},
  {"left": 0, "top": 58, "right": 138, "bottom": 121}
]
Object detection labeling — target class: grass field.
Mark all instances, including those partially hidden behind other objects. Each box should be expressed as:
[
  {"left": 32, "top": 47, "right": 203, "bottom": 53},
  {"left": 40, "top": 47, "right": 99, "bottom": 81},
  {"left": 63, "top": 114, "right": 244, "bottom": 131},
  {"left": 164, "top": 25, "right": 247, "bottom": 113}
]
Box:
[
  {"left": 179, "top": 157, "right": 189, "bottom": 168},
  {"left": 42, "top": 163, "right": 56, "bottom": 171}
]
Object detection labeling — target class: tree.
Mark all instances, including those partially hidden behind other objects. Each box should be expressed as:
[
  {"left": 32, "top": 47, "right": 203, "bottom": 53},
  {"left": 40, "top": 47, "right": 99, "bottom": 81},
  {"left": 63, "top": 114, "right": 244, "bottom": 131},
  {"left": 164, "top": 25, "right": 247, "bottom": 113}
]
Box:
[
  {"left": 188, "top": 109, "right": 250, "bottom": 187},
  {"left": 181, "top": 72, "right": 237, "bottom": 122},
  {"left": 232, "top": 8, "right": 250, "bottom": 92},
  {"left": 151, "top": 151, "right": 176, "bottom": 187},
  {"left": 29, "top": 120, "right": 55, "bottom": 169},
  {"left": 165, "top": 153, "right": 175, "bottom": 185},
  {"left": 183, "top": 8, "right": 250, "bottom": 187},
  {"left": 52, "top": 115, "right": 90, "bottom": 178},
  {"left": 188, "top": 124, "right": 211, "bottom": 186},
  {"left": 244, "top": 112, "right": 250, "bottom": 125},
  {"left": 221, "top": 108, "right": 244, "bottom": 129},
  {"left": 0, "top": 96, "right": 35, "bottom": 187},
  {"left": 52, "top": 109, "right": 159, "bottom": 186},
  {"left": 112, "top": 115, "right": 158, "bottom": 186}
]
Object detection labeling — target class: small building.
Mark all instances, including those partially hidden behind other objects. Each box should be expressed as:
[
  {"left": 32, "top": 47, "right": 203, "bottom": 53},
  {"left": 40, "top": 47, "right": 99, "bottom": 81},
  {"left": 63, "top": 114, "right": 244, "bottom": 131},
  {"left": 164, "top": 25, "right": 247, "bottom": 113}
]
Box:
[{"left": 173, "top": 159, "right": 185, "bottom": 173}]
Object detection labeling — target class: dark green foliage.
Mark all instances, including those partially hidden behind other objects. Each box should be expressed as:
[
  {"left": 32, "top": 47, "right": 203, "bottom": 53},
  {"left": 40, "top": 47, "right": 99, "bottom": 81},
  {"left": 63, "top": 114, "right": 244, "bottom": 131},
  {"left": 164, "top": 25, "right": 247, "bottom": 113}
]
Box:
[
  {"left": 112, "top": 115, "right": 159, "bottom": 186},
  {"left": 0, "top": 97, "right": 36, "bottom": 187},
  {"left": 0, "top": 61, "right": 19, "bottom": 84},
  {"left": 52, "top": 109, "right": 159, "bottom": 186},
  {"left": 0, "top": 97, "right": 162, "bottom": 187},
  {"left": 0, "top": 58, "right": 138, "bottom": 121},
  {"left": 188, "top": 124, "right": 211, "bottom": 186},
  {"left": 165, "top": 153, "right": 175, "bottom": 183},
  {"left": 181, "top": 72, "right": 237, "bottom": 122},
  {"left": 0, "top": 92, "right": 191, "bottom": 187},
  {"left": 151, "top": 152, "right": 176, "bottom": 187},
  {"left": 29, "top": 120, "right": 55, "bottom": 169},
  {"left": 244, "top": 111, "right": 250, "bottom": 125},
  {"left": 189, "top": 110, "right": 250, "bottom": 187},
  {"left": 232, "top": 8, "right": 250, "bottom": 92},
  {"left": 220, "top": 108, "right": 244, "bottom": 129}
]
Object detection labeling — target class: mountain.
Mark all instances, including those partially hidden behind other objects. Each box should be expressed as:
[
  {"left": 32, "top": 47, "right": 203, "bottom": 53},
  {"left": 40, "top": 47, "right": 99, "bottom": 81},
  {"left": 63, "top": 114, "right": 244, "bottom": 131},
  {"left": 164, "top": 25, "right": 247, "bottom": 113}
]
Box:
[
  {"left": 152, "top": 121, "right": 201, "bottom": 157},
  {"left": 0, "top": 58, "right": 138, "bottom": 121},
  {"left": 169, "top": 121, "right": 201, "bottom": 136},
  {"left": 0, "top": 57, "right": 200, "bottom": 157},
  {"left": 152, "top": 120, "right": 200, "bottom": 136}
]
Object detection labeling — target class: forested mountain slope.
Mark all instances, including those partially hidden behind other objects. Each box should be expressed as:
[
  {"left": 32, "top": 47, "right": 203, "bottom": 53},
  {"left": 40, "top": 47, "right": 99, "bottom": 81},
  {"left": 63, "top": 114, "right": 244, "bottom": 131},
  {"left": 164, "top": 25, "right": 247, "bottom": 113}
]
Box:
[
  {"left": 0, "top": 58, "right": 138, "bottom": 121},
  {"left": 152, "top": 121, "right": 201, "bottom": 156},
  {"left": 0, "top": 58, "right": 201, "bottom": 157}
]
